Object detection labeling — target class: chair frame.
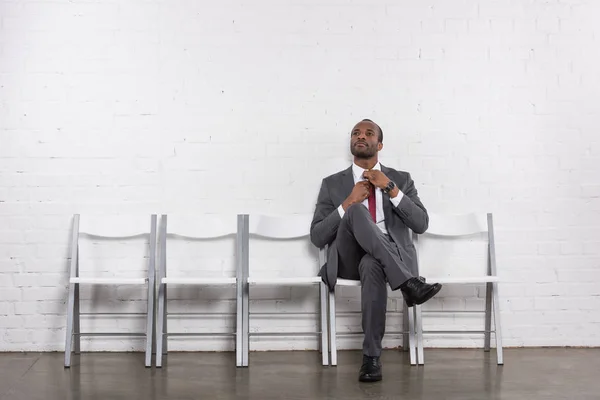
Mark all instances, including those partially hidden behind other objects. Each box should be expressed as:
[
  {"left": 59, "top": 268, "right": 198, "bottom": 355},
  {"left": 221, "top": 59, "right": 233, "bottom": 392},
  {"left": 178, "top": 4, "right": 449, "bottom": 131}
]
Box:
[
  {"left": 240, "top": 214, "right": 329, "bottom": 367},
  {"left": 155, "top": 214, "right": 243, "bottom": 367},
  {"left": 64, "top": 214, "right": 157, "bottom": 368},
  {"left": 413, "top": 212, "right": 503, "bottom": 365}
]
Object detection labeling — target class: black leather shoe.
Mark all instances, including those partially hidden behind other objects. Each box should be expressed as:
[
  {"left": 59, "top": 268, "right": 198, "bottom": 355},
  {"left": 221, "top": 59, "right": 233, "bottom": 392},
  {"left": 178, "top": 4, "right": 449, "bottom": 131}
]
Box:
[
  {"left": 400, "top": 276, "right": 426, "bottom": 307},
  {"left": 401, "top": 277, "right": 442, "bottom": 307},
  {"left": 359, "top": 355, "right": 382, "bottom": 382}
]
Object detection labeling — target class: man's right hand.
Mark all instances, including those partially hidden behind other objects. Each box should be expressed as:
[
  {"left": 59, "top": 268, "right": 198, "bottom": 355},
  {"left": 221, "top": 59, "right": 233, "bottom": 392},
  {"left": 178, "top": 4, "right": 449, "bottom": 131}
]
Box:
[{"left": 342, "top": 181, "right": 372, "bottom": 211}]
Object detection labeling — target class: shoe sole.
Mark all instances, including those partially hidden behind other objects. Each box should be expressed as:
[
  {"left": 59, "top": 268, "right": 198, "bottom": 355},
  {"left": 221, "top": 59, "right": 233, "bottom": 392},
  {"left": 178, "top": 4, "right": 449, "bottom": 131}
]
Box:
[{"left": 359, "top": 376, "right": 382, "bottom": 383}]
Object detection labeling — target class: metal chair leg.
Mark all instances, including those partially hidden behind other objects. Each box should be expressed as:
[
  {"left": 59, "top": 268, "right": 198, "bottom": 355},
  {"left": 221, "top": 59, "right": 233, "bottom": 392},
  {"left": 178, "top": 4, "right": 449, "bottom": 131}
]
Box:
[
  {"left": 408, "top": 305, "right": 417, "bottom": 366},
  {"left": 484, "top": 282, "right": 492, "bottom": 351},
  {"left": 402, "top": 301, "right": 409, "bottom": 352},
  {"left": 144, "top": 216, "right": 157, "bottom": 368},
  {"left": 242, "top": 282, "right": 249, "bottom": 367},
  {"left": 162, "top": 286, "right": 167, "bottom": 355},
  {"left": 415, "top": 305, "right": 424, "bottom": 365},
  {"left": 235, "top": 282, "right": 243, "bottom": 367},
  {"left": 328, "top": 290, "right": 337, "bottom": 366},
  {"left": 74, "top": 283, "right": 81, "bottom": 354},
  {"left": 64, "top": 282, "right": 75, "bottom": 368},
  {"left": 65, "top": 215, "right": 79, "bottom": 368},
  {"left": 239, "top": 214, "right": 250, "bottom": 367},
  {"left": 158, "top": 214, "right": 168, "bottom": 359},
  {"left": 319, "top": 282, "right": 329, "bottom": 366},
  {"left": 487, "top": 214, "right": 503, "bottom": 365},
  {"left": 492, "top": 282, "right": 504, "bottom": 365},
  {"left": 156, "top": 282, "right": 165, "bottom": 368},
  {"left": 145, "top": 280, "right": 154, "bottom": 368}
]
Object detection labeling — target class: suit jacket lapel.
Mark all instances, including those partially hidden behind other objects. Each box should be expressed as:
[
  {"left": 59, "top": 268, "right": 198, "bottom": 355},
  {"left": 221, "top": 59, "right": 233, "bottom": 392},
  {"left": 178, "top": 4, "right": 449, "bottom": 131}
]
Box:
[
  {"left": 381, "top": 165, "right": 393, "bottom": 229},
  {"left": 341, "top": 166, "right": 354, "bottom": 197}
]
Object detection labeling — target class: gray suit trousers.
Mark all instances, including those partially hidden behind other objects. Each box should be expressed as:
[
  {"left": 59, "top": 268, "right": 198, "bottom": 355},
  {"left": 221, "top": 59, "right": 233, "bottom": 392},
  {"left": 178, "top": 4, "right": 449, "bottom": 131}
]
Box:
[{"left": 336, "top": 204, "right": 414, "bottom": 357}]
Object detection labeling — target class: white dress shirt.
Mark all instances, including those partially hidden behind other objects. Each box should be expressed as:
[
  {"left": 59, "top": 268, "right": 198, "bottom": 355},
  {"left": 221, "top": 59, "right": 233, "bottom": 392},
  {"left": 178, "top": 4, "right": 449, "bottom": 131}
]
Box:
[{"left": 337, "top": 162, "right": 404, "bottom": 234}]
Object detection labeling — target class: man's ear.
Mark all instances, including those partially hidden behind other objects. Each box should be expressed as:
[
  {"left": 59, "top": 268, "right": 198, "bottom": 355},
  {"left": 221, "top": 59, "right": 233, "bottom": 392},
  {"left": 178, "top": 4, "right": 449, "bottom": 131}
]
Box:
[{"left": 377, "top": 142, "right": 383, "bottom": 151}]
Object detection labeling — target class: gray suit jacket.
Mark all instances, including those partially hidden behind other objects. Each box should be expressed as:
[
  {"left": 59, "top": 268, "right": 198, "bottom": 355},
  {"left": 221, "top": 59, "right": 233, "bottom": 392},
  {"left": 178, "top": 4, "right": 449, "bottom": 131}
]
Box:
[{"left": 310, "top": 165, "right": 429, "bottom": 290}]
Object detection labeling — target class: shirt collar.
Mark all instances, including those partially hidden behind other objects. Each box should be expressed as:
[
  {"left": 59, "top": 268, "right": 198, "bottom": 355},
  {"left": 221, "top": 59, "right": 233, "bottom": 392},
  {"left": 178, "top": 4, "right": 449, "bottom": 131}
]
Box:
[{"left": 352, "top": 162, "right": 381, "bottom": 180}]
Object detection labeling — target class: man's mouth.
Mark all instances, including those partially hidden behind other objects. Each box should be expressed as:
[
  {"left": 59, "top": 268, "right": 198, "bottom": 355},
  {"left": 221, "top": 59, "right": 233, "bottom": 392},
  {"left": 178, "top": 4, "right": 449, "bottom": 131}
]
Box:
[{"left": 355, "top": 142, "right": 367, "bottom": 147}]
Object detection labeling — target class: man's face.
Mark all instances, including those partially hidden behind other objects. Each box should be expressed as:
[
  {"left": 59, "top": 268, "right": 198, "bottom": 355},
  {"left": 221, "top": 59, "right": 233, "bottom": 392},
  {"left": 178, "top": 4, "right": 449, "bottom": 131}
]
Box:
[{"left": 350, "top": 120, "right": 382, "bottom": 159}]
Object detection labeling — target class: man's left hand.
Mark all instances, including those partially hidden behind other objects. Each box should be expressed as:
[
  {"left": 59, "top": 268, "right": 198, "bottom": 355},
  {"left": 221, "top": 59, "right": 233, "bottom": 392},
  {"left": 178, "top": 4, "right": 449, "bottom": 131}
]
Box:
[{"left": 363, "top": 170, "right": 390, "bottom": 189}]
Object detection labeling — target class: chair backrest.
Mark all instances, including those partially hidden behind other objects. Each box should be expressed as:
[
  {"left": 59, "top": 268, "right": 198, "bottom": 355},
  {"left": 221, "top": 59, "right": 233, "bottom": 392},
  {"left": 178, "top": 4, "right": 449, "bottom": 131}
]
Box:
[
  {"left": 159, "top": 214, "right": 240, "bottom": 278},
  {"left": 164, "top": 214, "right": 238, "bottom": 239},
  {"left": 425, "top": 213, "right": 488, "bottom": 236},
  {"left": 245, "top": 214, "right": 319, "bottom": 277},
  {"left": 79, "top": 215, "right": 155, "bottom": 238},
  {"left": 248, "top": 214, "right": 312, "bottom": 239},
  {"left": 73, "top": 214, "right": 157, "bottom": 278},
  {"left": 413, "top": 213, "right": 496, "bottom": 279}
]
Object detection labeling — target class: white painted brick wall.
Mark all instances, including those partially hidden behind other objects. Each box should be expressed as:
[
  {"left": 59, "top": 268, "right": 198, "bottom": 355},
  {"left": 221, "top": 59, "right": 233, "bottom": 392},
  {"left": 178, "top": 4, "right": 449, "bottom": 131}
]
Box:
[{"left": 1, "top": 0, "right": 600, "bottom": 352}]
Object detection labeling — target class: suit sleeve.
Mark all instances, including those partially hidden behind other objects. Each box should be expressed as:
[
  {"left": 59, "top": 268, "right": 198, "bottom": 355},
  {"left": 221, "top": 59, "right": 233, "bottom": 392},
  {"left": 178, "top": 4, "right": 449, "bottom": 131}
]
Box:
[
  {"left": 392, "top": 173, "right": 429, "bottom": 234},
  {"left": 310, "top": 178, "right": 342, "bottom": 248}
]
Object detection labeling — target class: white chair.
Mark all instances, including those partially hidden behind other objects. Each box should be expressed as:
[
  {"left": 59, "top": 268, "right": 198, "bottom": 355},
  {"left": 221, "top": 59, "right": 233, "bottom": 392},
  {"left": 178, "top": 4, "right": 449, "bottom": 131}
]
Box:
[
  {"left": 413, "top": 213, "right": 503, "bottom": 365},
  {"left": 156, "top": 214, "right": 243, "bottom": 367},
  {"left": 64, "top": 214, "right": 157, "bottom": 368},
  {"left": 240, "top": 214, "right": 329, "bottom": 367},
  {"left": 330, "top": 248, "right": 418, "bottom": 366}
]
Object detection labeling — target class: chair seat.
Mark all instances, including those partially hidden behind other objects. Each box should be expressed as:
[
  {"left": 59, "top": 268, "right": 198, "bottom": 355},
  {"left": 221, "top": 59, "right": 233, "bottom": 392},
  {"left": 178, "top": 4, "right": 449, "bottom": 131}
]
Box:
[
  {"left": 162, "top": 277, "right": 237, "bottom": 285},
  {"left": 336, "top": 278, "right": 361, "bottom": 287},
  {"left": 248, "top": 276, "right": 322, "bottom": 286},
  {"left": 427, "top": 276, "right": 500, "bottom": 284},
  {"left": 70, "top": 277, "right": 148, "bottom": 285}
]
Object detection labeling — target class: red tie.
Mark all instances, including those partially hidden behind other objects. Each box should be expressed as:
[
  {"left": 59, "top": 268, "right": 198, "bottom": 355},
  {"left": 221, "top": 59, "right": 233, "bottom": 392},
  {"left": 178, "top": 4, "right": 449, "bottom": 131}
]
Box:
[{"left": 368, "top": 184, "right": 376, "bottom": 222}]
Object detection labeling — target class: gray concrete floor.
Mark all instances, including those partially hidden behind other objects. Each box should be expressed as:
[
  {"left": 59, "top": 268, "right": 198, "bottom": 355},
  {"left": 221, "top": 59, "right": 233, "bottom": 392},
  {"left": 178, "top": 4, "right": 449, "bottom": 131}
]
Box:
[{"left": 0, "top": 349, "right": 598, "bottom": 400}]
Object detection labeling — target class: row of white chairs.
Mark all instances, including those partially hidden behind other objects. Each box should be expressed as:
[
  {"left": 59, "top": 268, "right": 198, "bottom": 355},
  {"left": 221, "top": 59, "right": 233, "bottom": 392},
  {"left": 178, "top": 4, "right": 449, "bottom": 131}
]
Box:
[{"left": 64, "top": 212, "right": 503, "bottom": 368}]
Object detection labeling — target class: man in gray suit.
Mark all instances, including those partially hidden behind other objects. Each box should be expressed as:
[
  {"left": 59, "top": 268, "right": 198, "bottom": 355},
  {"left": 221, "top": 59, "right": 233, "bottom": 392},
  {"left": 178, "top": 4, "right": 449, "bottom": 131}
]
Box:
[{"left": 310, "top": 119, "right": 442, "bottom": 382}]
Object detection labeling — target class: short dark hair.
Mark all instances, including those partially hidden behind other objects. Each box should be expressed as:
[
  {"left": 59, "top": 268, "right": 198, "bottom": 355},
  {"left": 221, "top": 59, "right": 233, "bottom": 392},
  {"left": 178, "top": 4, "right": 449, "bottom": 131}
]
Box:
[{"left": 361, "top": 119, "right": 383, "bottom": 143}]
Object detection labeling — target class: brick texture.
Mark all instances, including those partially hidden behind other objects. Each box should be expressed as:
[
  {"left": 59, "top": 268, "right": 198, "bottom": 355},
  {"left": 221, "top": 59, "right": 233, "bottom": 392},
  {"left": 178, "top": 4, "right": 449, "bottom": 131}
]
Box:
[{"left": 1, "top": 0, "right": 599, "bottom": 351}]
